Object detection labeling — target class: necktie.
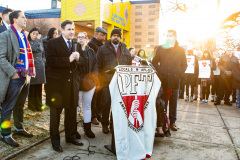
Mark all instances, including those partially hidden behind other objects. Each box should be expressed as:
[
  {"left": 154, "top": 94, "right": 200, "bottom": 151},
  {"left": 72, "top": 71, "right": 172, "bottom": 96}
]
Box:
[{"left": 67, "top": 40, "right": 72, "bottom": 53}]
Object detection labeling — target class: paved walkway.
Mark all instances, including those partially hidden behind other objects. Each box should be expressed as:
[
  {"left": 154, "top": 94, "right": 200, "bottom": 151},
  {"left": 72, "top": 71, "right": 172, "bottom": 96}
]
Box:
[{"left": 8, "top": 99, "right": 240, "bottom": 160}]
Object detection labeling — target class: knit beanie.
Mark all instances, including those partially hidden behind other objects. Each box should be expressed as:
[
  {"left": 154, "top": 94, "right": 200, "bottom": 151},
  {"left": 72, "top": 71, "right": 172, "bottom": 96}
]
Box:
[{"left": 111, "top": 28, "right": 122, "bottom": 38}]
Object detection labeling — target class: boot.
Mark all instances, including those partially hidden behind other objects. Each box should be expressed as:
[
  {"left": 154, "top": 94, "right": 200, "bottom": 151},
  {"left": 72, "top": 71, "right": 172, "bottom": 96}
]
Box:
[{"left": 84, "top": 123, "right": 95, "bottom": 138}]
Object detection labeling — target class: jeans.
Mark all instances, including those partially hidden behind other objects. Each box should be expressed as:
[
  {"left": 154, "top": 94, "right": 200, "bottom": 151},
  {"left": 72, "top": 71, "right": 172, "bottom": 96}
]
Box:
[
  {"left": 237, "top": 89, "right": 240, "bottom": 108},
  {"left": 1, "top": 76, "right": 30, "bottom": 136}
]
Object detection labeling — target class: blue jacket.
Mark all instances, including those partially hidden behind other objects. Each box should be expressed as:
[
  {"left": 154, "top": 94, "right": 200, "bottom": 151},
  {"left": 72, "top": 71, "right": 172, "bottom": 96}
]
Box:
[{"left": 0, "top": 23, "right": 8, "bottom": 34}]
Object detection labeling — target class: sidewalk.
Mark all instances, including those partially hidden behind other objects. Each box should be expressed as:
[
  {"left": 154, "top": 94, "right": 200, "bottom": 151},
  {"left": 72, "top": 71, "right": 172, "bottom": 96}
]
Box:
[{"left": 7, "top": 99, "right": 240, "bottom": 160}]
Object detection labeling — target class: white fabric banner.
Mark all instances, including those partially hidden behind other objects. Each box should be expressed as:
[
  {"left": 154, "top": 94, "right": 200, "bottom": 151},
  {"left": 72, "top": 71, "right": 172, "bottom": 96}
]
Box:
[
  {"left": 213, "top": 58, "right": 220, "bottom": 75},
  {"left": 109, "top": 65, "right": 161, "bottom": 160},
  {"left": 185, "top": 56, "right": 195, "bottom": 74},
  {"left": 198, "top": 60, "right": 211, "bottom": 78}
]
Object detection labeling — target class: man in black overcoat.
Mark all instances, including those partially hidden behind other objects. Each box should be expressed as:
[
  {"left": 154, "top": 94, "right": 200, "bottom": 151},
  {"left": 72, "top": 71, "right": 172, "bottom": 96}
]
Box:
[{"left": 46, "top": 20, "right": 84, "bottom": 152}]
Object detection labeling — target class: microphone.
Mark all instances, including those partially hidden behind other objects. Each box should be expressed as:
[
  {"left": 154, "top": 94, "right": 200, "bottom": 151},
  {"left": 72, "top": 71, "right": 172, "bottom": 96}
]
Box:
[{"left": 72, "top": 39, "right": 78, "bottom": 52}]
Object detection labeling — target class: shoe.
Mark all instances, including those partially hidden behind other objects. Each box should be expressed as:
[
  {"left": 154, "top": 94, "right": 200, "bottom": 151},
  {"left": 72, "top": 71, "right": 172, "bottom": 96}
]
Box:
[
  {"left": 201, "top": 100, "right": 205, "bottom": 104},
  {"left": 66, "top": 139, "right": 84, "bottom": 146},
  {"left": 185, "top": 96, "right": 189, "bottom": 101},
  {"left": 53, "top": 145, "right": 63, "bottom": 152},
  {"left": 170, "top": 123, "right": 178, "bottom": 131},
  {"left": 211, "top": 100, "right": 215, "bottom": 102},
  {"left": 194, "top": 98, "right": 198, "bottom": 101},
  {"left": 84, "top": 123, "right": 95, "bottom": 138},
  {"left": 91, "top": 118, "right": 99, "bottom": 125},
  {"left": 76, "top": 131, "right": 81, "bottom": 139},
  {"left": 102, "top": 125, "right": 109, "bottom": 134},
  {"left": 224, "top": 102, "right": 232, "bottom": 106},
  {"left": 155, "top": 133, "right": 165, "bottom": 137},
  {"left": 179, "top": 95, "right": 184, "bottom": 99},
  {"left": 205, "top": 100, "right": 208, "bottom": 103},
  {"left": 214, "top": 101, "right": 221, "bottom": 105},
  {"left": 0, "top": 135, "right": 19, "bottom": 147},
  {"left": 14, "top": 129, "right": 33, "bottom": 138},
  {"left": 190, "top": 96, "right": 194, "bottom": 102},
  {"left": 231, "top": 100, "right": 236, "bottom": 103}
]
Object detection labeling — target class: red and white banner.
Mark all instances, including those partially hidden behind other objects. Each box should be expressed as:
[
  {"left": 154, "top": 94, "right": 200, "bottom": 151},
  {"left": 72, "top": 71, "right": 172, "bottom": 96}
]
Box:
[
  {"left": 198, "top": 60, "right": 211, "bottom": 78},
  {"left": 185, "top": 56, "right": 195, "bottom": 74},
  {"left": 109, "top": 65, "right": 161, "bottom": 160}
]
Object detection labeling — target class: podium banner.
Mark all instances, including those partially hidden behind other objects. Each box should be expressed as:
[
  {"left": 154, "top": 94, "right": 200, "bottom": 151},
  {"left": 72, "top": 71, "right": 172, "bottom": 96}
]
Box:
[
  {"left": 109, "top": 65, "right": 161, "bottom": 160},
  {"left": 185, "top": 56, "right": 195, "bottom": 74},
  {"left": 198, "top": 60, "right": 211, "bottom": 78}
]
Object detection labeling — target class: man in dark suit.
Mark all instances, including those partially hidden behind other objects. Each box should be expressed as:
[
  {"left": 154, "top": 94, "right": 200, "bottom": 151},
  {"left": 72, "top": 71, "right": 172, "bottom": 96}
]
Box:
[
  {"left": 0, "top": 9, "right": 13, "bottom": 34},
  {"left": 46, "top": 20, "right": 84, "bottom": 152}
]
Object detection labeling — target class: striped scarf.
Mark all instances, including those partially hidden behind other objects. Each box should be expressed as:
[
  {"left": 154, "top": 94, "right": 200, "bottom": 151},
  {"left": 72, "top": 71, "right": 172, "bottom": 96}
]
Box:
[{"left": 11, "top": 25, "right": 35, "bottom": 77}]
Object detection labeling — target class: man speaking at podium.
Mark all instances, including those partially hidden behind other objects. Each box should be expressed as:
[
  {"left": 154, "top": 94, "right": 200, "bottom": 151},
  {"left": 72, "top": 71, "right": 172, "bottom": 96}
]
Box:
[{"left": 97, "top": 28, "right": 132, "bottom": 134}]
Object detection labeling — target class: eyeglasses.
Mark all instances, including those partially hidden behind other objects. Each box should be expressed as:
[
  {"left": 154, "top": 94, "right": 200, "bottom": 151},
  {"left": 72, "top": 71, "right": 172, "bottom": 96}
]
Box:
[{"left": 77, "top": 36, "right": 86, "bottom": 39}]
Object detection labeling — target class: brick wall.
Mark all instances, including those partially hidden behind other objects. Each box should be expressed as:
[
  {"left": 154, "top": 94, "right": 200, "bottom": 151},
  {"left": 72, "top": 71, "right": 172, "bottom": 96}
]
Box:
[{"left": 130, "top": 3, "right": 160, "bottom": 56}]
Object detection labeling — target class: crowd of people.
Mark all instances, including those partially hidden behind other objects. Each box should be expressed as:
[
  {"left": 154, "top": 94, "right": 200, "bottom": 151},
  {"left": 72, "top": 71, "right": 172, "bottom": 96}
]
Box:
[{"left": 0, "top": 9, "right": 240, "bottom": 154}]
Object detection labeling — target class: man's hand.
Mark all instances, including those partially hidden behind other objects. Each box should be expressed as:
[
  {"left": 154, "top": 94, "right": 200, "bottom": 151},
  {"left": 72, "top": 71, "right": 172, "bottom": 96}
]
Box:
[
  {"left": 69, "top": 52, "right": 80, "bottom": 62},
  {"left": 11, "top": 73, "right": 19, "bottom": 79}
]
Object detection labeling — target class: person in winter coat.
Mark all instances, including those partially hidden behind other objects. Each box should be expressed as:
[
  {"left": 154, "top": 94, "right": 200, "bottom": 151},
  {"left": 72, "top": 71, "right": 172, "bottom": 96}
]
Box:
[
  {"left": 77, "top": 32, "right": 97, "bottom": 138},
  {"left": 152, "top": 29, "right": 187, "bottom": 133},
  {"left": 232, "top": 59, "right": 240, "bottom": 108},
  {"left": 211, "top": 51, "right": 221, "bottom": 102},
  {"left": 184, "top": 50, "right": 199, "bottom": 102},
  {"left": 97, "top": 28, "right": 132, "bottom": 134},
  {"left": 199, "top": 50, "right": 216, "bottom": 104},
  {"left": 214, "top": 48, "right": 239, "bottom": 106},
  {"left": 27, "top": 27, "right": 46, "bottom": 111}
]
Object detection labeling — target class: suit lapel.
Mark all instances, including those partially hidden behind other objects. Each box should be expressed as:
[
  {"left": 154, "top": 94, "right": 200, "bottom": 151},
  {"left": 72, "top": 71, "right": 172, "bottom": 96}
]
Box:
[
  {"left": 59, "top": 35, "right": 71, "bottom": 54},
  {"left": 9, "top": 29, "right": 20, "bottom": 58}
]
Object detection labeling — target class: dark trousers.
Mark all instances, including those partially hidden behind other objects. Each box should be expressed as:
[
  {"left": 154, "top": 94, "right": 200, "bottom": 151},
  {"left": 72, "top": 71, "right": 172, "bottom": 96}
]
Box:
[
  {"left": 28, "top": 84, "right": 43, "bottom": 111},
  {"left": 217, "top": 76, "right": 232, "bottom": 102},
  {"left": 50, "top": 107, "right": 77, "bottom": 146},
  {"left": 157, "top": 87, "right": 179, "bottom": 125},
  {"left": 186, "top": 84, "right": 194, "bottom": 97},
  {"left": 232, "top": 89, "right": 236, "bottom": 101},
  {"left": 202, "top": 83, "right": 210, "bottom": 100},
  {"left": 179, "top": 78, "right": 185, "bottom": 97},
  {"left": 1, "top": 76, "right": 29, "bottom": 136},
  {"left": 211, "top": 75, "right": 219, "bottom": 96},
  {"left": 91, "top": 90, "right": 102, "bottom": 120},
  {"left": 101, "top": 87, "right": 111, "bottom": 126}
]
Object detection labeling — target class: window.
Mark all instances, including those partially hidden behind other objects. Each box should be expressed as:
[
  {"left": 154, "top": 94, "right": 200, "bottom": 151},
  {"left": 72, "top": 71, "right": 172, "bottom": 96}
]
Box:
[
  {"left": 136, "top": 5, "right": 142, "bottom": 9},
  {"left": 135, "top": 38, "right": 141, "bottom": 42},
  {"left": 148, "top": 25, "right": 155, "bottom": 29},
  {"left": 148, "top": 32, "right": 154, "bottom": 35},
  {"left": 148, "top": 38, "right": 154, "bottom": 42},
  {"left": 135, "top": 32, "right": 142, "bottom": 35},
  {"left": 135, "top": 19, "right": 142, "bottom": 22},
  {"left": 148, "top": 18, "right": 155, "bottom": 22},
  {"left": 149, "top": 11, "right": 155, "bottom": 15},
  {"left": 149, "top": 5, "right": 156, "bottom": 8},
  {"left": 135, "top": 12, "right": 142, "bottom": 16},
  {"left": 135, "top": 45, "right": 141, "bottom": 49},
  {"left": 135, "top": 25, "right": 142, "bottom": 29}
]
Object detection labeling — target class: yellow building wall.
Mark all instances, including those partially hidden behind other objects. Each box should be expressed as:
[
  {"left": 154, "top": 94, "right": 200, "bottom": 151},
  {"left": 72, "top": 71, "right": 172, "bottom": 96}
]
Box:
[{"left": 61, "top": 0, "right": 130, "bottom": 47}]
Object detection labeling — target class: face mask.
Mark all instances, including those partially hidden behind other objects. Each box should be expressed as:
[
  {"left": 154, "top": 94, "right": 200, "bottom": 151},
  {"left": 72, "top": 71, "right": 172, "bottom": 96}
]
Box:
[{"left": 166, "top": 37, "right": 175, "bottom": 47}]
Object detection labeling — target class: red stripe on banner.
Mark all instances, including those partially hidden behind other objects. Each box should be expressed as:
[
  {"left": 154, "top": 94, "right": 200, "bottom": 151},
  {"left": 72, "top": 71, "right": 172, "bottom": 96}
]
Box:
[{"left": 146, "top": 154, "right": 151, "bottom": 158}]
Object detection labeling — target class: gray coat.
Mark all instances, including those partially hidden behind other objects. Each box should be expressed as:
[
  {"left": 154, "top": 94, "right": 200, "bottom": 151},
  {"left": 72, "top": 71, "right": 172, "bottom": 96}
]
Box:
[
  {"left": 0, "top": 29, "right": 20, "bottom": 103},
  {"left": 29, "top": 39, "right": 46, "bottom": 85}
]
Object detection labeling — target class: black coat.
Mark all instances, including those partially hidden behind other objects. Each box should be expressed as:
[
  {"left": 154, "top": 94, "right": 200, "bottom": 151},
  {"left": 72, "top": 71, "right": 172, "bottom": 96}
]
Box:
[
  {"left": 46, "top": 35, "right": 83, "bottom": 108},
  {"left": 0, "top": 23, "right": 7, "bottom": 34},
  {"left": 97, "top": 40, "right": 132, "bottom": 87},
  {"left": 232, "top": 62, "right": 240, "bottom": 89},
  {"left": 152, "top": 42, "right": 187, "bottom": 89},
  {"left": 29, "top": 39, "right": 46, "bottom": 85},
  {"left": 78, "top": 46, "right": 98, "bottom": 91},
  {"left": 88, "top": 37, "right": 104, "bottom": 53},
  {"left": 218, "top": 55, "right": 239, "bottom": 78}
]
